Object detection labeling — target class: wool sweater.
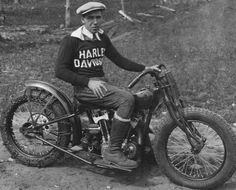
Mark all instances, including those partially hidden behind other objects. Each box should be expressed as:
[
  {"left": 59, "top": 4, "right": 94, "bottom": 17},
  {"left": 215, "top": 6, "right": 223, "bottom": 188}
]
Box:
[{"left": 55, "top": 28, "right": 145, "bottom": 87}]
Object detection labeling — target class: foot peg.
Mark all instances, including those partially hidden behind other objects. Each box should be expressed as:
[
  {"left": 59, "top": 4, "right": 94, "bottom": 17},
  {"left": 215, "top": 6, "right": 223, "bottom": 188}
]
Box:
[{"left": 70, "top": 145, "right": 83, "bottom": 152}]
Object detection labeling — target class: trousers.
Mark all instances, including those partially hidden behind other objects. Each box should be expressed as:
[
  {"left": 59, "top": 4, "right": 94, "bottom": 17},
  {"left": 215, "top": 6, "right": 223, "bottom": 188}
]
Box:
[{"left": 74, "top": 79, "right": 135, "bottom": 120}]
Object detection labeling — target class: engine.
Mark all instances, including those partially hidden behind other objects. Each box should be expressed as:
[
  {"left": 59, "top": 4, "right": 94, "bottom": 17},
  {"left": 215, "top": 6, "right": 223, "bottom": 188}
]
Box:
[{"left": 80, "top": 109, "right": 139, "bottom": 159}]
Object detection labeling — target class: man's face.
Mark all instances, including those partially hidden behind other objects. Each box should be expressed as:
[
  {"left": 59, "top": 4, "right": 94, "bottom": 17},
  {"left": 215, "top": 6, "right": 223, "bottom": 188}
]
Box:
[{"left": 82, "top": 10, "right": 103, "bottom": 33}]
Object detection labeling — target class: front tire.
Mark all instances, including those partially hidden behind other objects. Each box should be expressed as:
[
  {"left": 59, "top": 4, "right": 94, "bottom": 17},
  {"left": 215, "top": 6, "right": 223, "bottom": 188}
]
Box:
[{"left": 152, "top": 107, "right": 236, "bottom": 189}]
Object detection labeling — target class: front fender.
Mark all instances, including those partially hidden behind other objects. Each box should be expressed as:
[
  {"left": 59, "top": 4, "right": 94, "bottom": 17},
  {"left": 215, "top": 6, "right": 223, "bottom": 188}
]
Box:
[{"left": 25, "top": 80, "right": 73, "bottom": 114}]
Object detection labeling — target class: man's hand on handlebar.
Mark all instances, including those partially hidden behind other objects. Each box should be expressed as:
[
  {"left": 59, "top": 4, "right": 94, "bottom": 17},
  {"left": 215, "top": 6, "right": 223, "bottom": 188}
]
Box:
[
  {"left": 128, "top": 65, "right": 162, "bottom": 89},
  {"left": 145, "top": 65, "right": 161, "bottom": 72}
]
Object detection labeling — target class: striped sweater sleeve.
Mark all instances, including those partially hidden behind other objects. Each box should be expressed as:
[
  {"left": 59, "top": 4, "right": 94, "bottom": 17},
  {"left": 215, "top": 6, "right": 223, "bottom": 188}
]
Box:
[{"left": 104, "top": 35, "right": 145, "bottom": 72}]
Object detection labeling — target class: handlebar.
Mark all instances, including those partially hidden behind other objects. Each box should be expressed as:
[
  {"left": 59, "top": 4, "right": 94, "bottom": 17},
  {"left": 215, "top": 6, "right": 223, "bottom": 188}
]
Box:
[{"left": 128, "top": 64, "right": 165, "bottom": 89}]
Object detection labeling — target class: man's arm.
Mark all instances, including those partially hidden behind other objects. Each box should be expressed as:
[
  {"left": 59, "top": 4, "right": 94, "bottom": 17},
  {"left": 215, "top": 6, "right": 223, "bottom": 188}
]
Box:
[
  {"left": 104, "top": 35, "right": 145, "bottom": 72},
  {"left": 55, "top": 36, "right": 90, "bottom": 87}
]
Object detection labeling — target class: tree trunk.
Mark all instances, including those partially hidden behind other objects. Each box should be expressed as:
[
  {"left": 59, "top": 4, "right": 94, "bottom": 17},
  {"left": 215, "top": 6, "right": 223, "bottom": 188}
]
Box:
[
  {"left": 65, "top": 0, "right": 71, "bottom": 28},
  {"left": 121, "top": 0, "right": 125, "bottom": 13},
  {"left": 0, "top": 0, "right": 3, "bottom": 12}
]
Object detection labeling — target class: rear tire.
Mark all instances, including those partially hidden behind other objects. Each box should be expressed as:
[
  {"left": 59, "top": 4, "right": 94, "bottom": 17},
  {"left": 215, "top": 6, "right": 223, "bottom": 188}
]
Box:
[
  {"left": 152, "top": 107, "right": 236, "bottom": 189},
  {"left": 0, "top": 90, "right": 71, "bottom": 167}
]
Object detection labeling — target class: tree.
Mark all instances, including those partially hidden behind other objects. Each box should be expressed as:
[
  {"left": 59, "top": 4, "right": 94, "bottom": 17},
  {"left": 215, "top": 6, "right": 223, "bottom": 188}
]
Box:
[
  {"left": 0, "top": 0, "right": 3, "bottom": 12},
  {"left": 121, "top": 0, "right": 125, "bottom": 13},
  {"left": 65, "top": 0, "right": 71, "bottom": 28}
]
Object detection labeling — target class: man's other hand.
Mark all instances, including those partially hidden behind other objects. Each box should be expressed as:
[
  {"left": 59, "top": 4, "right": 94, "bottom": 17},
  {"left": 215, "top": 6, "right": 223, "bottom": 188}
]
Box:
[{"left": 88, "top": 80, "right": 107, "bottom": 98}]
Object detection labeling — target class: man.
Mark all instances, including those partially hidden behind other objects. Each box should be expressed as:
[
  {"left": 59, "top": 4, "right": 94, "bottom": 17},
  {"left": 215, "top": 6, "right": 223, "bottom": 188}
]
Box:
[{"left": 55, "top": 2, "right": 158, "bottom": 169}]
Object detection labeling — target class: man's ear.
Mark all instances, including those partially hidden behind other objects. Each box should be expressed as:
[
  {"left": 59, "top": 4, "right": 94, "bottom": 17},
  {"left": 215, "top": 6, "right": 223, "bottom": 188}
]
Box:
[{"left": 81, "top": 18, "right": 85, "bottom": 24}]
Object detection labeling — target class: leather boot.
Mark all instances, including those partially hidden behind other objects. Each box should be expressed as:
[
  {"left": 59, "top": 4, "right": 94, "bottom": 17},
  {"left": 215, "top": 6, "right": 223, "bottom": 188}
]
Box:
[{"left": 103, "top": 118, "right": 138, "bottom": 169}]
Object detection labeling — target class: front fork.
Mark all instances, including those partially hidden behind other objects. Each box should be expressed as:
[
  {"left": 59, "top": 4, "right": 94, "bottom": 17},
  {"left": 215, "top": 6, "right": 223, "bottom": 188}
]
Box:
[
  {"left": 166, "top": 100, "right": 206, "bottom": 154},
  {"left": 179, "top": 118, "right": 206, "bottom": 154}
]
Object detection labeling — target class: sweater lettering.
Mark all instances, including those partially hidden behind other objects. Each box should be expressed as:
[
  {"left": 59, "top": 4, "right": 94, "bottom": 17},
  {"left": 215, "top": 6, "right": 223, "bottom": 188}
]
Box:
[
  {"left": 79, "top": 50, "right": 86, "bottom": 59},
  {"left": 75, "top": 47, "right": 105, "bottom": 68},
  {"left": 74, "top": 58, "right": 103, "bottom": 68},
  {"left": 92, "top": 48, "right": 97, "bottom": 57},
  {"left": 78, "top": 48, "right": 105, "bottom": 59}
]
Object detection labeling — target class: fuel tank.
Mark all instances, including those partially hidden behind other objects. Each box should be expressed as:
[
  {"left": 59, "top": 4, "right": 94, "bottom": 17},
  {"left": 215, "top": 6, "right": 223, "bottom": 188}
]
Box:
[{"left": 133, "top": 88, "right": 153, "bottom": 109}]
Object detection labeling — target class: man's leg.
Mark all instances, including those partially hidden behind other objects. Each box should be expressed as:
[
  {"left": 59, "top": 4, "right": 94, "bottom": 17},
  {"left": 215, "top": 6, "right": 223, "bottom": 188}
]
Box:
[
  {"left": 74, "top": 82, "right": 137, "bottom": 168},
  {"left": 102, "top": 92, "right": 138, "bottom": 168},
  {"left": 103, "top": 117, "right": 138, "bottom": 168}
]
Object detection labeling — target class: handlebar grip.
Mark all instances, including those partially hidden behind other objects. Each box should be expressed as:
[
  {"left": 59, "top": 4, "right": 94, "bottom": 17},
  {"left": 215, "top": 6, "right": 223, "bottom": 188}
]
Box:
[{"left": 158, "top": 64, "right": 166, "bottom": 70}]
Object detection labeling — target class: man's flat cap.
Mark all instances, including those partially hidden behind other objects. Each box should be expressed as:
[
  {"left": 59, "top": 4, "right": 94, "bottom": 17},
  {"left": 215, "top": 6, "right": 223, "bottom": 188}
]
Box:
[{"left": 76, "top": 2, "right": 106, "bottom": 15}]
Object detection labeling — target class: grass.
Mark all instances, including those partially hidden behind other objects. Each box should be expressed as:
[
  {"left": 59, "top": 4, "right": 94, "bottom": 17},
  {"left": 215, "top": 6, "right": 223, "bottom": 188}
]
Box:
[{"left": 0, "top": 0, "right": 236, "bottom": 123}]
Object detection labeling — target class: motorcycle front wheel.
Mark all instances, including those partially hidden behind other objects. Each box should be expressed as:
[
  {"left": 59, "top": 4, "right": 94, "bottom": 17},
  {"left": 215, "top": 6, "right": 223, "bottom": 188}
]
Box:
[
  {"left": 0, "top": 89, "right": 71, "bottom": 167},
  {"left": 152, "top": 107, "right": 236, "bottom": 189}
]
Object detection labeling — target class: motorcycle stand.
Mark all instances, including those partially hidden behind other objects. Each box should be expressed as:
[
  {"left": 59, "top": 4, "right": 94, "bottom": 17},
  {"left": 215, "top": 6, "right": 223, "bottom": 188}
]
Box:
[{"left": 35, "top": 135, "right": 132, "bottom": 172}]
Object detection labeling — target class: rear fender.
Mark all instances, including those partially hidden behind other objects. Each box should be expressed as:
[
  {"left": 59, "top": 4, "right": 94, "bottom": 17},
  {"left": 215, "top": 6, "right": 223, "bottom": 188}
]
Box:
[
  {"left": 25, "top": 80, "right": 73, "bottom": 114},
  {"left": 25, "top": 80, "right": 83, "bottom": 144}
]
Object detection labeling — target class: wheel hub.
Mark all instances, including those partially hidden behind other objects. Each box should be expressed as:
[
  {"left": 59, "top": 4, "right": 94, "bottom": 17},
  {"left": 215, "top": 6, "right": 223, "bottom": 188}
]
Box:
[
  {"left": 19, "top": 113, "right": 50, "bottom": 138},
  {"left": 31, "top": 113, "right": 49, "bottom": 125},
  {"left": 191, "top": 136, "right": 206, "bottom": 154}
]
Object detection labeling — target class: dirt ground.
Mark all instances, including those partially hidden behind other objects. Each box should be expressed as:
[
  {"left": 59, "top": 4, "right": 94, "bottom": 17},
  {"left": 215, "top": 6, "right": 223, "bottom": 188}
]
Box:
[
  {"left": 0, "top": 130, "right": 236, "bottom": 190},
  {"left": 1, "top": 0, "right": 236, "bottom": 190},
  {"left": 0, "top": 137, "right": 182, "bottom": 190}
]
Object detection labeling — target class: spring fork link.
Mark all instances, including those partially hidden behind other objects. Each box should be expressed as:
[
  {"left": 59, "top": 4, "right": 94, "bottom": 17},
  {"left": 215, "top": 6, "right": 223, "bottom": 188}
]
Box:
[{"left": 182, "top": 120, "right": 206, "bottom": 153}]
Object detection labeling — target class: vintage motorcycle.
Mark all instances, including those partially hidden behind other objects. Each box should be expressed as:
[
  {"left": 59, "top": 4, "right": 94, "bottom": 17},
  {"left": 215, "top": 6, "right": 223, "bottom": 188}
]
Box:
[{"left": 1, "top": 64, "right": 236, "bottom": 189}]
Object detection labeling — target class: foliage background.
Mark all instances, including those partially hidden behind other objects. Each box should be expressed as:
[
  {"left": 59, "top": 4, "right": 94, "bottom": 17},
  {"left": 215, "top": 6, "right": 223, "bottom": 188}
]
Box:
[{"left": 0, "top": 0, "right": 236, "bottom": 123}]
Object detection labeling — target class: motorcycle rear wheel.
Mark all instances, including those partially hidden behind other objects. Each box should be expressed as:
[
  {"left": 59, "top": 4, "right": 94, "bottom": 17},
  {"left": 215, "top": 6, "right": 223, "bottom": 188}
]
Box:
[
  {"left": 0, "top": 91, "right": 71, "bottom": 167},
  {"left": 152, "top": 107, "right": 236, "bottom": 189}
]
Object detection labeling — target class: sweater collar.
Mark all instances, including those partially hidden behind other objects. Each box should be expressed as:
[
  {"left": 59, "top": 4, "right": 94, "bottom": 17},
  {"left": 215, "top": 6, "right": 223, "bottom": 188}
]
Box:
[{"left": 71, "top": 25, "right": 103, "bottom": 41}]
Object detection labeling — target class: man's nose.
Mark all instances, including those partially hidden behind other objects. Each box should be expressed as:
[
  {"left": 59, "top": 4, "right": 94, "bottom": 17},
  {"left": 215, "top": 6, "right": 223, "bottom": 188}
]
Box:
[{"left": 93, "top": 18, "right": 98, "bottom": 24}]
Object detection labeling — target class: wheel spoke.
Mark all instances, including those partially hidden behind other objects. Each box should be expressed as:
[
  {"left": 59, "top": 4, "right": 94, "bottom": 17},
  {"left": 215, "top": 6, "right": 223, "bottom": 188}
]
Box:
[
  {"left": 167, "top": 121, "right": 225, "bottom": 180},
  {"left": 26, "top": 101, "right": 35, "bottom": 125},
  {"left": 34, "top": 95, "right": 54, "bottom": 123},
  {"left": 9, "top": 97, "right": 63, "bottom": 156}
]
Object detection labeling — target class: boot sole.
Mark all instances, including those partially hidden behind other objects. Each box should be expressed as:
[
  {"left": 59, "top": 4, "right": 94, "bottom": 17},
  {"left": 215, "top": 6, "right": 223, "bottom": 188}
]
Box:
[{"left": 103, "top": 158, "right": 138, "bottom": 169}]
